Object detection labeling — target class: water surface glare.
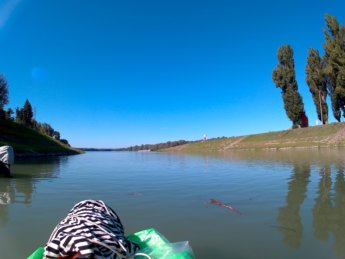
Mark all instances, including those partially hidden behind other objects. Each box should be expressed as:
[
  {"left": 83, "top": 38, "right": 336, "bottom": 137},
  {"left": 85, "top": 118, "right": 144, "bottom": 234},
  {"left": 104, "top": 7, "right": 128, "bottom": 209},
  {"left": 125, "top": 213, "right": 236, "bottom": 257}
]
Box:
[{"left": 1, "top": 150, "right": 345, "bottom": 258}]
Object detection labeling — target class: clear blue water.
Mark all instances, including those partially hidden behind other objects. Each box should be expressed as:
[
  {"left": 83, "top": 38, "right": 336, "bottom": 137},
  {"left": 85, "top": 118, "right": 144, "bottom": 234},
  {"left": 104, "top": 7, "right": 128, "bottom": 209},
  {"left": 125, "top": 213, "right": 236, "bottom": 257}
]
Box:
[{"left": 1, "top": 149, "right": 345, "bottom": 259}]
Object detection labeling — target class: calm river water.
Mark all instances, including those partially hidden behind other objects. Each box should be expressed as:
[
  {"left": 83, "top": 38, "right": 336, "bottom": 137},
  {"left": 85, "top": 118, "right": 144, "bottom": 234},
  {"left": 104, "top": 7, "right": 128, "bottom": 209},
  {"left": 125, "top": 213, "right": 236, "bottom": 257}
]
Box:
[{"left": 1, "top": 149, "right": 345, "bottom": 259}]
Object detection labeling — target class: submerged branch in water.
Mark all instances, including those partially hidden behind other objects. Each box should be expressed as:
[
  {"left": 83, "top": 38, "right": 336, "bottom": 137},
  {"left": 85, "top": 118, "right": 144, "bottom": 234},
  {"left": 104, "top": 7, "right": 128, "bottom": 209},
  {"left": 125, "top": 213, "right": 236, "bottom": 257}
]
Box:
[{"left": 207, "top": 198, "right": 242, "bottom": 215}]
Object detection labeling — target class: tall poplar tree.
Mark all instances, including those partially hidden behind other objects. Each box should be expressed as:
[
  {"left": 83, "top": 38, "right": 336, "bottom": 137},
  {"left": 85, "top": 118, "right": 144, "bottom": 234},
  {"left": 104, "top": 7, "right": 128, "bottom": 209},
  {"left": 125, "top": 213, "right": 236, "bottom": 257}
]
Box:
[
  {"left": 323, "top": 14, "right": 345, "bottom": 121},
  {"left": 306, "top": 48, "right": 328, "bottom": 124},
  {"left": 272, "top": 45, "right": 306, "bottom": 128}
]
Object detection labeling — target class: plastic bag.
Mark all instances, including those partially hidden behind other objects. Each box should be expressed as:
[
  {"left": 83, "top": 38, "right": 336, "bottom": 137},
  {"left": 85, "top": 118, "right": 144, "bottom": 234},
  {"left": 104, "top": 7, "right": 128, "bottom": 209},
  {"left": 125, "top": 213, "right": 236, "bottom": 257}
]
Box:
[{"left": 127, "top": 228, "right": 194, "bottom": 259}]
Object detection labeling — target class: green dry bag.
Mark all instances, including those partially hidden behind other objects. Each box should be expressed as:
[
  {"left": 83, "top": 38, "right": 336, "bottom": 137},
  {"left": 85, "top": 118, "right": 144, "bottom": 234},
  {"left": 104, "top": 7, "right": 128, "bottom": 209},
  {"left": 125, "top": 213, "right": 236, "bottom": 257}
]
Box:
[{"left": 28, "top": 228, "right": 194, "bottom": 259}]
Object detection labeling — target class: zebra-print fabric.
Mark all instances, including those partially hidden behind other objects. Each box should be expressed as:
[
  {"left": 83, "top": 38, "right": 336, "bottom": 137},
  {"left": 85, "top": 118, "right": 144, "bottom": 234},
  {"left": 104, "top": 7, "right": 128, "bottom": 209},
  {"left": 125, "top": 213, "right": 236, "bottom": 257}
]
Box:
[{"left": 44, "top": 200, "right": 140, "bottom": 258}]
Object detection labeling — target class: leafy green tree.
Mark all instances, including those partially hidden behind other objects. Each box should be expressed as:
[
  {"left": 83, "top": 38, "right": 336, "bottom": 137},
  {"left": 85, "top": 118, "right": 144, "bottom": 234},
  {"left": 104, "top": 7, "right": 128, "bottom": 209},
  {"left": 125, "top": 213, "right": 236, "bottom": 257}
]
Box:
[
  {"left": 323, "top": 14, "right": 345, "bottom": 121},
  {"left": 306, "top": 48, "right": 328, "bottom": 124},
  {"left": 0, "top": 74, "right": 9, "bottom": 118},
  {"left": 53, "top": 131, "right": 60, "bottom": 140},
  {"left": 272, "top": 45, "right": 306, "bottom": 127},
  {"left": 15, "top": 107, "right": 23, "bottom": 123},
  {"left": 0, "top": 75, "right": 8, "bottom": 108},
  {"left": 16, "top": 99, "right": 34, "bottom": 126},
  {"left": 5, "top": 108, "right": 14, "bottom": 121},
  {"left": 38, "top": 123, "right": 51, "bottom": 135},
  {"left": 60, "top": 139, "right": 70, "bottom": 146},
  {"left": 22, "top": 99, "right": 33, "bottom": 126}
]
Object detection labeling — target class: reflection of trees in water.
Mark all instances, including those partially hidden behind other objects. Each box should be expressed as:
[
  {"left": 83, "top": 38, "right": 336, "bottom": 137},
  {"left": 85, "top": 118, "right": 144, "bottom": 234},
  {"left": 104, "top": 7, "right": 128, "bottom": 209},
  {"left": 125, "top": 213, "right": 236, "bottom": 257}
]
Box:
[
  {"left": 0, "top": 156, "right": 66, "bottom": 226},
  {"left": 14, "top": 156, "right": 66, "bottom": 178},
  {"left": 333, "top": 168, "right": 345, "bottom": 258},
  {"left": 313, "top": 165, "right": 332, "bottom": 241},
  {"left": 313, "top": 164, "right": 345, "bottom": 258},
  {"left": 0, "top": 178, "right": 15, "bottom": 228},
  {"left": 278, "top": 162, "right": 345, "bottom": 257},
  {"left": 277, "top": 163, "right": 310, "bottom": 248},
  {"left": 15, "top": 178, "right": 34, "bottom": 204},
  {"left": 221, "top": 149, "right": 345, "bottom": 256}
]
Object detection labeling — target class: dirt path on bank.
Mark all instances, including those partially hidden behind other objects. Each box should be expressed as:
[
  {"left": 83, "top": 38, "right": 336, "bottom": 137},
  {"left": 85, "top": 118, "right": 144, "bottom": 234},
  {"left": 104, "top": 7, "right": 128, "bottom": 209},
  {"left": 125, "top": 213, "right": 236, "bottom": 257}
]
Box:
[
  {"left": 222, "top": 136, "right": 247, "bottom": 150},
  {"left": 329, "top": 127, "right": 345, "bottom": 143}
]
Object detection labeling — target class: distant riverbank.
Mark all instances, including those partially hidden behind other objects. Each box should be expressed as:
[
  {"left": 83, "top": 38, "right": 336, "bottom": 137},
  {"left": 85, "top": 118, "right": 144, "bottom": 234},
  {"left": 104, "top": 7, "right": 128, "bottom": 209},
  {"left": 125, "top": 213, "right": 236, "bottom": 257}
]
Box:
[{"left": 164, "top": 122, "right": 345, "bottom": 153}]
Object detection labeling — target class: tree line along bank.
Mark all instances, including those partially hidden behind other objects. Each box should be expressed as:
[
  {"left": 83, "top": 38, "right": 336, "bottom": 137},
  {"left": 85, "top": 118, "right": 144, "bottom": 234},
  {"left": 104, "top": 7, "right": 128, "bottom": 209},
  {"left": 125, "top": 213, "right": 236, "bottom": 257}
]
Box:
[
  {"left": 273, "top": 14, "right": 345, "bottom": 128},
  {"left": 0, "top": 77, "right": 70, "bottom": 146}
]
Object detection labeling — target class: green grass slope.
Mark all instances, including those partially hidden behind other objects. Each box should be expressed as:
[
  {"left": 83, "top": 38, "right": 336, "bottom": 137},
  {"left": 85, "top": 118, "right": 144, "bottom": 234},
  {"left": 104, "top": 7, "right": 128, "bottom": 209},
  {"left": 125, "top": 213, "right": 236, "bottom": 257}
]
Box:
[
  {"left": 0, "top": 120, "right": 82, "bottom": 157},
  {"left": 165, "top": 123, "right": 345, "bottom": 153}
]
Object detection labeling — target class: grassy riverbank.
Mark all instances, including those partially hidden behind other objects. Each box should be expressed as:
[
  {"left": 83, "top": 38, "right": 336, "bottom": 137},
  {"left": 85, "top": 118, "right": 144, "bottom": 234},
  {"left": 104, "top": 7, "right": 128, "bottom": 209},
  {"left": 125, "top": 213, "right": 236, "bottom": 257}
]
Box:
[
  {"left": 165, "top": 123, "right": 345, "bottom": 153},
  {"left": 0, "top": 120, "right": 82, "bottom": 157}
]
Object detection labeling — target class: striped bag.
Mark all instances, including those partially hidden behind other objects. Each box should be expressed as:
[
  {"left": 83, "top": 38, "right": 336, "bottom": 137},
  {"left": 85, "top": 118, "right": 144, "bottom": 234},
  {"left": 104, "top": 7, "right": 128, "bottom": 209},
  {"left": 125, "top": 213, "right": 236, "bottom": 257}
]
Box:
[{"left": 44, "top": 200, "right": 140, "bottom": 258}]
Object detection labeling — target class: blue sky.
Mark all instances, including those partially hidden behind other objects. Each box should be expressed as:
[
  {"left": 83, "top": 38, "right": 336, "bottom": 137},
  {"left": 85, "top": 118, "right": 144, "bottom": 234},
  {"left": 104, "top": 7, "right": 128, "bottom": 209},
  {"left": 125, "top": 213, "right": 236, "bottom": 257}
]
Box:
[{"left": 0, "top": 0, "right": 345, "bottom": 148}]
